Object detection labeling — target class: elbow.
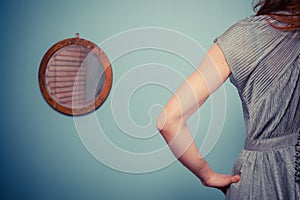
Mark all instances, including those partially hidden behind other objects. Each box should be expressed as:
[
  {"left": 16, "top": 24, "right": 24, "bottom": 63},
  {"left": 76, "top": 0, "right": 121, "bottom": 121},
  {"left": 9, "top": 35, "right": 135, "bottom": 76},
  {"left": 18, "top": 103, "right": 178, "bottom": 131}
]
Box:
[
  {"left": 156, "top": 109, "right": 182, "bottom": 137},
  {"left": 156, "top": 114, "right": 167, "bottom": 133},
  {"left": 156, "top": 108, "right": 170, "bottom": 133}
]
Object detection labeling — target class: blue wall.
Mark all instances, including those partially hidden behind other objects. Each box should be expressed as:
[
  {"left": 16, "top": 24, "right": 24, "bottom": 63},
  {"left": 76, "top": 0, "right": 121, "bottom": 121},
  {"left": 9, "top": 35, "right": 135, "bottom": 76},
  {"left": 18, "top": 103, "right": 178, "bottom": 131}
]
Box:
[{"left": 1, "top": 0, "right": 253, "bottom": 199}]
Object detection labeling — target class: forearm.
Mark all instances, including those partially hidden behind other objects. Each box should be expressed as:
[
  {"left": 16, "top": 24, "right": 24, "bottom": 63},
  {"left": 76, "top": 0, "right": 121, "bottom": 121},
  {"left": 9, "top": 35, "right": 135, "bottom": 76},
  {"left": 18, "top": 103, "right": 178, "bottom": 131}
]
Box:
[{"left": 159, "top": 121, "right": 214, "bottom": 183}]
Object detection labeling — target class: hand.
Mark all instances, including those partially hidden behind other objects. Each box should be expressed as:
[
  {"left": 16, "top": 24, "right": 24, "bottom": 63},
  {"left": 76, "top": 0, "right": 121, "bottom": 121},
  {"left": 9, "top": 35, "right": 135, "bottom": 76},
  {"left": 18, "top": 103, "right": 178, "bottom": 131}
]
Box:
[{"left": 201, "top": 172, "right": 240, "bottom": 195}]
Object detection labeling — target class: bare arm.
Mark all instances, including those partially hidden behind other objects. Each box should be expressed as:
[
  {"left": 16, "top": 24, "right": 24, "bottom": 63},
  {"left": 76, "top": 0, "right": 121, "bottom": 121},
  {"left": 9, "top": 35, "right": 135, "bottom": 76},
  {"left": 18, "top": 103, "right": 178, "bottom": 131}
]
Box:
[{"left": 156, "top": 43, "right": 240, "bottom": 192}]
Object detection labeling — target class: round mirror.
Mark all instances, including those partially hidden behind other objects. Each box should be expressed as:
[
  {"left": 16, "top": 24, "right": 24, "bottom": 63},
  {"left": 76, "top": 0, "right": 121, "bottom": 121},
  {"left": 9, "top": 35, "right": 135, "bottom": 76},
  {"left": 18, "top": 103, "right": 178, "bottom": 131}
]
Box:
[{"left": 39, "top": 34, "right": 113, "bottom": 116}]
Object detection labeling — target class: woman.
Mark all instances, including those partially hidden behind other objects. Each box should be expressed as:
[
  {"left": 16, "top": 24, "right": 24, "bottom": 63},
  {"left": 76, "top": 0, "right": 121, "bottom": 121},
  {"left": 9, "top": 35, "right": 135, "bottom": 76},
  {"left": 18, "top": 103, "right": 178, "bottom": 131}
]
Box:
[{"left": 157, "top": 0, "right": 300, "bottom": 199}]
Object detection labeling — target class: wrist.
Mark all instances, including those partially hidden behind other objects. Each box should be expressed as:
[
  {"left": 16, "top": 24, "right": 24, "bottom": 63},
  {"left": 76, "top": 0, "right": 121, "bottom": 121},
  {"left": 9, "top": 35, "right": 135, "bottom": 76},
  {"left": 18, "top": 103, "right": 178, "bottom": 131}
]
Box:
[{"left": 196, "top": 163, "right": 215, "bottom": 185}]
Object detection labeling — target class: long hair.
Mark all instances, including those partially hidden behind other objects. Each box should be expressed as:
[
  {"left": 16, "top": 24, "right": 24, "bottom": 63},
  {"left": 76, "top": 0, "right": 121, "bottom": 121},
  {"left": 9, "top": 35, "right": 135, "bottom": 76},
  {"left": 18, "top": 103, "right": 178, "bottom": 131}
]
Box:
[{"left": 253, "top": 0, "right": 300, "bottom": 30}]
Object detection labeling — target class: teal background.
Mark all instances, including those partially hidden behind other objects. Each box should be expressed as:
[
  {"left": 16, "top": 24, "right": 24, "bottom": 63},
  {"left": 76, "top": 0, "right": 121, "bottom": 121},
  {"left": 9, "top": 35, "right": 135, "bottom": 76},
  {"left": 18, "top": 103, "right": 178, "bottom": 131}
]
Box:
[{"left": 0, "top": 0, "right": 253, "bottom": 199}]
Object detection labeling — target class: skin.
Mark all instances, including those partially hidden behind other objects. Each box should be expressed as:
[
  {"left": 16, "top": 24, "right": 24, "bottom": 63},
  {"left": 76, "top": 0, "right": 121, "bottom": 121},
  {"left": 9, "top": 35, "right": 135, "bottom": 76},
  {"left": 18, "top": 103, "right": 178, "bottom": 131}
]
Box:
[{"left": 156, "top": 42, "right": 240, "bottom": 194}]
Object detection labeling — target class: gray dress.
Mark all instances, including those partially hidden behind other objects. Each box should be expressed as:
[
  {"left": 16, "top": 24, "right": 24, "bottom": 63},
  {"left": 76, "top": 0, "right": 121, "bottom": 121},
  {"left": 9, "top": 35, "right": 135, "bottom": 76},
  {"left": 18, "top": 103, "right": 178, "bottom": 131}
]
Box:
[{"left": 215, "top": 15, "right": 300, "bottom": 199}]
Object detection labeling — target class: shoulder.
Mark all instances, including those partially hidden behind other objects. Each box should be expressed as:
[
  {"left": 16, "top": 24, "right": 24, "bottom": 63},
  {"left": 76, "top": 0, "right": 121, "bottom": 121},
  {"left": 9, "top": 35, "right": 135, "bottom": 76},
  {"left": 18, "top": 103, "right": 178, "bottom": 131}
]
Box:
[
  {"left": 215, "top": 14, "right": 286, "bottom": 48},
  {"left": 239, "top": 15, "right": 268, "bottom": 25},
  {"left": 225, "top": 15, "right": 270, "bottom": 34},
  {"left": 231, "top": 15, "right": 300, "bottom": 38}
]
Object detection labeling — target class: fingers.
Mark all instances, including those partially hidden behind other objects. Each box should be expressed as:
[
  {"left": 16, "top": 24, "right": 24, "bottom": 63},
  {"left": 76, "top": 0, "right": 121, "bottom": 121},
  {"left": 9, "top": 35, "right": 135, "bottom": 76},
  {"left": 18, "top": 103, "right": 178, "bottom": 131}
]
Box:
[
  {"left": 231, "top": 175, "right": 240, "bottom": 183},
  {"left": 222, "top": 174, "right": 240, "bottom": 185},
  {"left": 218, "top": 174, "right": 240, "bottom": 189},
  {"left": 202, "top": 173, "right": 240, "bottom": 190},
  {"left": 219, "top": 175, "right": 240, "bottom": 196}
]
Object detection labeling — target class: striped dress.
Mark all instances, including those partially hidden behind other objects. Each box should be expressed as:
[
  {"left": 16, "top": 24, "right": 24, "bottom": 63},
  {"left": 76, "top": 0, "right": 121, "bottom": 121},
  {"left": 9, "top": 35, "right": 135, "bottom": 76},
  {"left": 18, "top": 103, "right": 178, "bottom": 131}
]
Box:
[{"left": 215, "top": 14, "right": 300, "bottom": 199}]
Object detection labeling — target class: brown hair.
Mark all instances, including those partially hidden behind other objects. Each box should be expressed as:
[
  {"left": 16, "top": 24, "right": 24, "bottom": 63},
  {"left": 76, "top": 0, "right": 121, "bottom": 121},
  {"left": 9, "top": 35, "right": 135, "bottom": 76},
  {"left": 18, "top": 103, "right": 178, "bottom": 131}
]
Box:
[{"left": 254, "top": 0, "right": 300, "bottom": 30}]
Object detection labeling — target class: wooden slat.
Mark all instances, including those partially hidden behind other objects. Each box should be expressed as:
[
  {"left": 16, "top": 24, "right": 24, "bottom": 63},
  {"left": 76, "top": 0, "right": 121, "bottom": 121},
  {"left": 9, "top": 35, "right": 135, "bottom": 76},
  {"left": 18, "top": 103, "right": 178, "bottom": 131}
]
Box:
[
  {"left": 56, "top": 50, "right": 88, "bottom": 58},
  {"left": 47, "top": 66, "right": 82, "bottom": 71},
  {"left": 46, "top": 71, "right": 86, "bottom": 77},
  {"left": 55, "top": 90, "right": 86, "bottom": 99},
  {"left": 47, "top": 81, "right": 85, "bottom": 88},
  {"left": 46, "top": 76, "right": 86, "bottom": 82},
  {"left": 54, "top": 55, "right": 86, "bottom": 62}
]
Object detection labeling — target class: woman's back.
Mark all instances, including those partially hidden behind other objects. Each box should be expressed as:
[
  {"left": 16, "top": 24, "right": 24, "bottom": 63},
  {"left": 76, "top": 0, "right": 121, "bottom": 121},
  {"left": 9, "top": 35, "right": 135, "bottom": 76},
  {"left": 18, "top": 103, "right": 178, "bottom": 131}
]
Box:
[
  {"left": 216, "top": 15, "right": 300, "bottom": 139},
  {"left": 215, "top": 14, "right": 300, "bottom": 199}
]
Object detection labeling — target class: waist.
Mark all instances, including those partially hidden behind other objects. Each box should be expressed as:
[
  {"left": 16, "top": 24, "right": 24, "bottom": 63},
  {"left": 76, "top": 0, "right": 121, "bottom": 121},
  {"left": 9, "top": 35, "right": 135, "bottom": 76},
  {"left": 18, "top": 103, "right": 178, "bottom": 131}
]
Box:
[{"left": 244, "top": 133, "right": 298, "bottom": 151}]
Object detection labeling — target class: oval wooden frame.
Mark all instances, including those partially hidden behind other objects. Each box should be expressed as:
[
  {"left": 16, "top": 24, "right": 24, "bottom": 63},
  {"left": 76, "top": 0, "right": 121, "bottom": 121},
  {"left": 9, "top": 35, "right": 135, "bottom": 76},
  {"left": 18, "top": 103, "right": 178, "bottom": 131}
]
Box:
[{"left": 38, "top": 37, "right": 113, "bottom": 116}]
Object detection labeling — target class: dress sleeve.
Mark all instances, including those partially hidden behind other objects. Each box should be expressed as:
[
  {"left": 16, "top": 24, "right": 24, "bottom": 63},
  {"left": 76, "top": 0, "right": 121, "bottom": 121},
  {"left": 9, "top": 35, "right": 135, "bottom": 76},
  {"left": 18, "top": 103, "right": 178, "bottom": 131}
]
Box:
[{"left": 214, "top": 18, "right": 256, "bottom": 88}]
